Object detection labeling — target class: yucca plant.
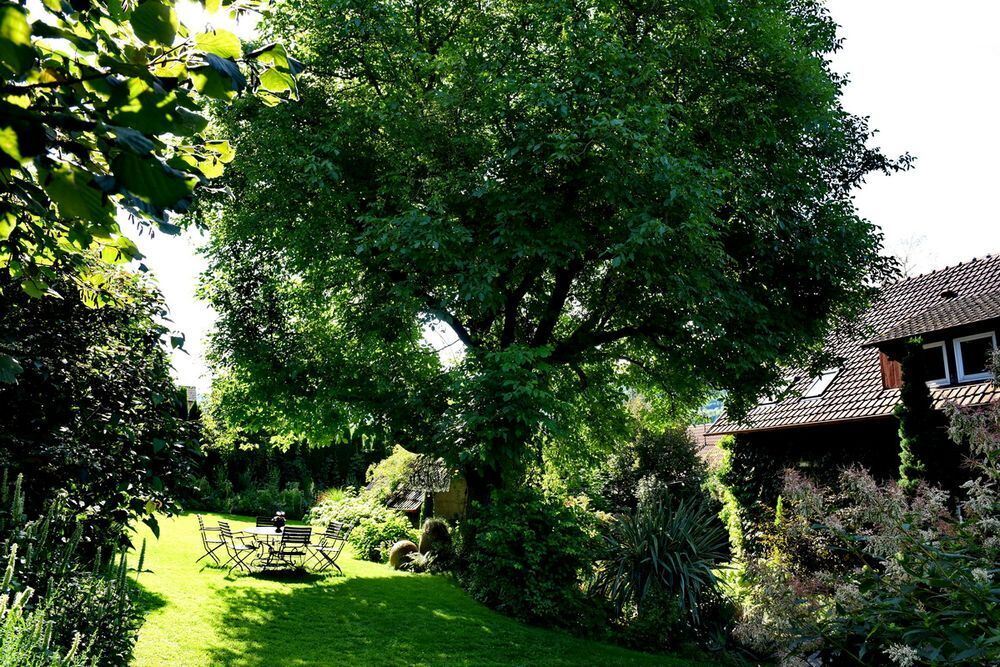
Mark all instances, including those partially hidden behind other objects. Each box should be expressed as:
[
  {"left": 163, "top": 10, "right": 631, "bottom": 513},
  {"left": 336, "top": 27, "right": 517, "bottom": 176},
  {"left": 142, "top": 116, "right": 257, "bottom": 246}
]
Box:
[{"left": 592, "top": 496, "right": 729, "bottom": 623}]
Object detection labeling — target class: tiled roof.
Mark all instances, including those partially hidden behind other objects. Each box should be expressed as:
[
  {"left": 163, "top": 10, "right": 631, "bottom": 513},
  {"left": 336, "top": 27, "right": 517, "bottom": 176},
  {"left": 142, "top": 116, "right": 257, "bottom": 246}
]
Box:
[
  {"left": 710, "top": 255, "right": 1000, "bottom": 435},
  {"left": 865, "top": 291, "right": 1000, "bottom": 345},
  {"left": 386, "top": 489, "right": 423, "bottom": 512}
]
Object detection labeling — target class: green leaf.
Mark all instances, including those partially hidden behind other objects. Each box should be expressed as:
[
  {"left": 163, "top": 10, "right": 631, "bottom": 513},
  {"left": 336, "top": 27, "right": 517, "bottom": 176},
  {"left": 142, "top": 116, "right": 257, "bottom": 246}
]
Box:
[
  {"left": 0, "top": 113, "right": 45, "bottom": 163},
  {"left": 112, "top": 125, "right": 155, "bottom": 154},
  {"left": 130, "top": 1, "right": 178, "bottom": 46},
  {"left": 0, "top": 5, "right": 33, "bottom": 76},
  {"left": 259, "top": 67, "right": 296, "bottom": 96},
  {"left": 143, "top": 515, "right": 160, "bottom": 538},
  {"left": 195, "top": 28, "right": 241, "bottom": 59},
  {"left": 42, "top": 166, "right": 115, "bottom": 226},
  {"left": 111, "top": 152, "right": 196, "bottom": 210},
  {"left": 0, "top": 353, "right": 22, "bottom": 384},
  {"left": 191, "top": 53, "right": 246, "bottom": 100},
  {"left": 174, "top": 106, "right": 209, "bottom": 136},
  {"left": 0, "top": 212, "right": 14, "bottom": 240},
  {"left": 205, "top": 139, "right": 235, "bottom": 163}
]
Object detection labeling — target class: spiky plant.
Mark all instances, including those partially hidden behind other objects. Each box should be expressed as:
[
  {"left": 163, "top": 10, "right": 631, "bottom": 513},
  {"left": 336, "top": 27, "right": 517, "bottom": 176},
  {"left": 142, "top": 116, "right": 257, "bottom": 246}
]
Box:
[{"left": 592, "top": 497, "right": 729, "bottom": 623}]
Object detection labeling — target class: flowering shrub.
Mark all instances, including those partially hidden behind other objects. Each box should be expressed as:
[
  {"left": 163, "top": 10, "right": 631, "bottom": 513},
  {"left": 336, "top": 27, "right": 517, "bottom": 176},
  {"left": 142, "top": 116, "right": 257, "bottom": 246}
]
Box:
[
  {"left": 306, "top": 489, "right": 417, "bottom": 562},
  {"left": 736, "top": 407, "right": 1000, "bottom": 665}
]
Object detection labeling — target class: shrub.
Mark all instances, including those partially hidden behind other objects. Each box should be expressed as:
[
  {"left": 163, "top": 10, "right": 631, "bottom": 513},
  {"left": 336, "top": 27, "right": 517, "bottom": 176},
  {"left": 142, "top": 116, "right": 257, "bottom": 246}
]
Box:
[
  {"left": 596, "top": 427, "right": 709, "bottom": 514},
  {"left": 388, "top": 541, "right": 418, "bottom": 569},
  {"left": 0, "top": 557, "right": 90, "bottom": 666},
  {"left": 738, "top": 445, "right": 1000, "bottom": 665},
  {"left": 350, "top": 513, "right": 416, "bottom": 563},
  {"left": 227, "top": 481, "right": 314, "bottom": 520},
  {"left": 459, "top": 487, "right": 597, "bottom": 630},
  {"left": 592, "top": 496, "right": 729, "bottom": 624},
  {"left": 896, "top": 340, "right": 962, "bottom": 492},
  {"left": 0, "top": 268, "right": 200, "bottom": 551},
  {"left": 0, "top": 475, "right": 139, "bottom": 666},
  {"left": 418, "top": 518, "right": 452, "bottom": 555},
  {"left": 617, "top": 589, "right": 687, "bottom": 652},
  {"left": 45, "top": 569, "right": 140, "bottom": 666}
]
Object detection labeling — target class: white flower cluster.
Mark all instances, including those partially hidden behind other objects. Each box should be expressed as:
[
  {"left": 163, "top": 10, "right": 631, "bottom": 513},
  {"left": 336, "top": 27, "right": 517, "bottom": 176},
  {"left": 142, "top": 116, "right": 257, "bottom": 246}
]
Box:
[{"left": 884, "top": 643, "right": 919, "bottom": 667}]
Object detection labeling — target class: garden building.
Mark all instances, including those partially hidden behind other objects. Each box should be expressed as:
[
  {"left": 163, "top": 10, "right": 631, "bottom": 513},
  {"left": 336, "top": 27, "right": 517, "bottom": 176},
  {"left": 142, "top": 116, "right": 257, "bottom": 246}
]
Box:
[{"left": 709, "top": 254, "right": 1000, "bottom": 477}]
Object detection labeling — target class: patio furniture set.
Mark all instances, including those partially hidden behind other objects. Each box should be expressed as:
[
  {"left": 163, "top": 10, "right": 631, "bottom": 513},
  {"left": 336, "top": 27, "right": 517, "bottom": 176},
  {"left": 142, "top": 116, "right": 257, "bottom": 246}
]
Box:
[{"left": 197, "top": 515, "right": 352, "bottom": 575}]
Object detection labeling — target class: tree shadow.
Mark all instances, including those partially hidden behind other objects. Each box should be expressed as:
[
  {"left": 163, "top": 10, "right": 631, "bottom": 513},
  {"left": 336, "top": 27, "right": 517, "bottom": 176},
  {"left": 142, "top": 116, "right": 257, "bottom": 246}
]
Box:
[
  {"left": 130, "top": 578, "right": 168, "bottom": 616},
  {"left": 206, "top": 573, "right": 661, "bottom": 667}
]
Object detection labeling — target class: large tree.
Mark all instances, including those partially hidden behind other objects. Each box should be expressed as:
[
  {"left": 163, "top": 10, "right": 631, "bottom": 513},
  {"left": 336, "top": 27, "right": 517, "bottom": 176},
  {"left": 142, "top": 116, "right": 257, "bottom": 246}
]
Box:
[{"left": 205, "top": 0, "right": 904, "bottom": 500}]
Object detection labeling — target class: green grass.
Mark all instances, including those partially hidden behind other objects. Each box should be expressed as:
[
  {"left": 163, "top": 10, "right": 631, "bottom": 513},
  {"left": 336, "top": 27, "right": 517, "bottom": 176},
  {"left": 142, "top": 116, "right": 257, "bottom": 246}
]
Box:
[{"left": 131, "top": 512, "right": 703, "bottom": 666}]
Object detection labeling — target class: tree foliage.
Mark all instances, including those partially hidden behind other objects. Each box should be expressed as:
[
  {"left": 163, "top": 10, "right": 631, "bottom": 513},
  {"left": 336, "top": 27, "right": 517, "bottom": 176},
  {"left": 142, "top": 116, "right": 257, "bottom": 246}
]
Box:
[
  {"left": 0, "top": 0, "right": 297, "bottom": 325},
  {"left": 896, "top": 340, "right": 960, "bottom": 492},
  {"left": 0, "top": 264, "right": 199, "bottom": 546},
  {"left": 205, "top": 0, "right": 905, "bottom": 495}
]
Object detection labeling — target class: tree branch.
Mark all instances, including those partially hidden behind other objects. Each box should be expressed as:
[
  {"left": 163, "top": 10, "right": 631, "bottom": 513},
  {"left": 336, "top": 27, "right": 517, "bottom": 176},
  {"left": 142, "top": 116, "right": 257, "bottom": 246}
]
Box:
[{"left": 531, "top": 260, "right": 581, "bottom": 347}]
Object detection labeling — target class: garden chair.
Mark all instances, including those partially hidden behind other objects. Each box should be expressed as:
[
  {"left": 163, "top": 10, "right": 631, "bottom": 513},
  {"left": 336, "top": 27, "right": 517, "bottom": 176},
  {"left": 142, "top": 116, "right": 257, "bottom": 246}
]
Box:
[
  {"left": 219, "top": 521, "right": 259, "bottom": 574},
  {"left": 256, "top": 516, "right": 276, "bottom": 527},
  {"left": 261, "top": 526, "right": 312, "bottom": 571},
  {"left": 196, "top": 514, "right": 227, "bottom": 565},
  {"left": 307, "top": 522, "right": 353, "bottom": 574}
]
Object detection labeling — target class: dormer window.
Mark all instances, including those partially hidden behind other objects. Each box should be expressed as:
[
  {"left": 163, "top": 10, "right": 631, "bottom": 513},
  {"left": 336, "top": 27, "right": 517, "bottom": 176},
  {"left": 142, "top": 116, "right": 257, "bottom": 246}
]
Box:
[
  {"left": 922, "top": 341, "right": 950, "bottom": 387},
  {"left": 953, "top": 331, "right": 997, "bottom": 382}
]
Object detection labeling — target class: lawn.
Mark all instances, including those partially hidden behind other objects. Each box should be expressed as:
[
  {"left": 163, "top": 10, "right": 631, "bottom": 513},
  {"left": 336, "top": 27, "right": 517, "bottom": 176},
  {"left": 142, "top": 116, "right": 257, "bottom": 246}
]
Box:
[{"left": 131, "top": 513, "right": 704, "bottom": 666}]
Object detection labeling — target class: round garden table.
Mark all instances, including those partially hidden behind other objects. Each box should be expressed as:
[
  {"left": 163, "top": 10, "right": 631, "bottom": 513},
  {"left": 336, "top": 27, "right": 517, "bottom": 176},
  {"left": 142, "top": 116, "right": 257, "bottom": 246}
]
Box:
[{"left": 241, "top": 525, "right": 287, "bottom": 541}]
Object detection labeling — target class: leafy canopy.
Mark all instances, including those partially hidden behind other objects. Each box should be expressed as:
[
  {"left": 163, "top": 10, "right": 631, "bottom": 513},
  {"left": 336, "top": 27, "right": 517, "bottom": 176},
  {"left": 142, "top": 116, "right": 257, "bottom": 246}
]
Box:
[
  {"left": 206, "top": 0, "right": 905, "bottom": 488},
  {"left": 0, "top": 0, "right": 298, "bottom": 320}
]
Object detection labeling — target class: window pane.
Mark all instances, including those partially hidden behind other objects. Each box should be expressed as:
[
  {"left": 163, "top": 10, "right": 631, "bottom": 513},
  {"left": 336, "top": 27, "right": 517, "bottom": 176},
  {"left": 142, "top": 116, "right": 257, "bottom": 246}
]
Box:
[
  {"left": 921, "top": 345, "right": 947, "bottom": 381},
  {"left": 959, "top": 336, "right": 995, "bottom": 377},
  {"left": 802, "top": 369, "right": 838, "bottom": 398}
]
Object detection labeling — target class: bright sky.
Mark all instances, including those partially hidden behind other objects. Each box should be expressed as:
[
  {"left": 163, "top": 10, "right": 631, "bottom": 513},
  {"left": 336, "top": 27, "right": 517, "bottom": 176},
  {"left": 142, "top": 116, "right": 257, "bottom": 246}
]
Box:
[{"left": 145, "top": 1, "right": 1000, "bottom": 394}]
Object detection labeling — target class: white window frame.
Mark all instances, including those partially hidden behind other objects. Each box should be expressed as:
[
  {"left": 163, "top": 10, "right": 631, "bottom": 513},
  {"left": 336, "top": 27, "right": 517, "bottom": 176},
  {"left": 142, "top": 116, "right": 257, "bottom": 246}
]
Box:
[
  {"left": 801, "top": 368, "right": 839, "bottom": 398},
  {"left": 953, "top": 331, "right": 997, "bottom": 383},
  {"left": 922, "top": 341, "right": 950, "bottom": 387}
]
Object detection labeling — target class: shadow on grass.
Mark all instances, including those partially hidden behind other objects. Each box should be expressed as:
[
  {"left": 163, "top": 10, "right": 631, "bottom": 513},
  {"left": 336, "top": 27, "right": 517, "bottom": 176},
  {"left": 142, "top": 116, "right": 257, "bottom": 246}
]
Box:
[
  {"left": 130, "top": 578, "right": 168, "bottom": 617},
  {"left": 206, "top": 573, "right": 666, "bottom": 667}
]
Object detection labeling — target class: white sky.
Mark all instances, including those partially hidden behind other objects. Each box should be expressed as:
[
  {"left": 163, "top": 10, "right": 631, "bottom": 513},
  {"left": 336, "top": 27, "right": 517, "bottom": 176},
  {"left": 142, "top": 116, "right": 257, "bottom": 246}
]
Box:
[{"left": 145, "top": 1, "right": 1000, "bottom": 393}]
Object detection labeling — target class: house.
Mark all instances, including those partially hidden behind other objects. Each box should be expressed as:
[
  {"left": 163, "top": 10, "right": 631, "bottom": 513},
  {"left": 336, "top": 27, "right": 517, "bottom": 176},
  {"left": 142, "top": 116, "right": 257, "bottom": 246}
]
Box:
[
  {"left": 709, "top": 254, "right": 1000, "bottom": 476},
  {"left": 686, "top": 423, "right": 727, "bottom": 468}
]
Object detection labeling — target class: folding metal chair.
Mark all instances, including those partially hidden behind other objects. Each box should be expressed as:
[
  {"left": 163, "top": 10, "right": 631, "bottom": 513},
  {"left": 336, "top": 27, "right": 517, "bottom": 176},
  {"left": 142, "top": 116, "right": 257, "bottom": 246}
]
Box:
[
  {"left": 219, "top": 521, "right": 259, "bottom": 574},
  {"left": 260, "top": 526, "right": 312, "bottom": 571},
  {"left": 256, "top": 516, "right": 276, "bottom": 527},
  {"left": 307, "top": 522, "right": 353, "bottom": 574},
  {"left": 196, "top": 514, "right": 227, "bottom": 565}
]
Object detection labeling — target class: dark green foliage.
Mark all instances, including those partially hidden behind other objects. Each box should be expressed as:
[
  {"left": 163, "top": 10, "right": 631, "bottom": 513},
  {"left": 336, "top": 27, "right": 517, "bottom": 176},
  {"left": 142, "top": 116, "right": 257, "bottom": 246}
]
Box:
[
  {"left": 350, "top": 513, "right": 416, "bottom": 563},
  {"left": 45, "top": 570, "right": 142, "bottom": 666},
  {"left": 0, "top": 474, "right": 140, "bottom": 665},
  {"left": 616, "top": 589, "right": 686, "bottom": 652},
  {"left": 596, "top": 427, "right": 709, "bottom": 513},
  {"left": 0, "top": 268, "right": 198, "bottom": 549},
  {"left": 206, "top": 0, "right": 905, "bottom": 501},
  {"left": 592, "top": 497, "right": 729, "bottom": 625},
  {"left": 459, "top": 488, "right": 597, "bottom": 630},
  {"left": 418, "top": 518, "right": 452, "bottom": 556},
  {"left": 184, "top": 439, "right": 385, "bottom": 519},
  {"left": 717, "top": 420, "right": 902, "bottom": 556},
  {"left": 896, "top": 340, "right": 961, "bottom": 491},
  {"left": 715, "top": 435, "right": 787, "bottom": 555}
]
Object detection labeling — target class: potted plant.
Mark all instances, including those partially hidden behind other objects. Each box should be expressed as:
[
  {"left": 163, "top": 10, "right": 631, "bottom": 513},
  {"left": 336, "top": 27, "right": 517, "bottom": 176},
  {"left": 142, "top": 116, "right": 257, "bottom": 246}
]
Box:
[{"left": 272, "top": 511, "right": 287, "bottom": 532}]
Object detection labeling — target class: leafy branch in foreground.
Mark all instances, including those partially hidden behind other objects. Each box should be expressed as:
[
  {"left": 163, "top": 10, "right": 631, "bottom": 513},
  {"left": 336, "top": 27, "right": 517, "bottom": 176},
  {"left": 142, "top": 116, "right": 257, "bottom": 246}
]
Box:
[{"left": 0, "top": 0, "right": 299, "bottom": 318}]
